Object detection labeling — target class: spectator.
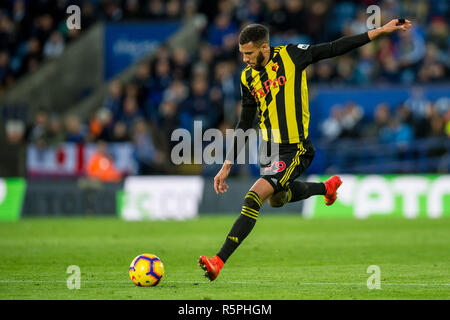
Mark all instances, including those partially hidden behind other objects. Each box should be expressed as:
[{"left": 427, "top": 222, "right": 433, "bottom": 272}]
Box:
[
  {"left": 340, "top": 102, "right": 364, "bottom": 137},
  {"left": 89, "top": 108, "right": 114, "bottom": 142},
  {"left": 379, "top": 117, "right": 414, "bottom": 148},
  {"left": 0, "top": 51, "right": 14, "bottom": 90},
  {"left": 171, "top": 46, "right": 191, "bottom": 81},
  {"left": 212, "top": 60, "right": 238, "bottom": 123},
  {"left": 354, "top": 43, "right": 376, "bottom": 84},
  {"left": 27, "top": 109, "right": 49, "bottom": 144},
  {"left": 132, "top": 119, "right": 164, "bottom": 174},
  {"left": 64, "top": 114, "right": 85, "bottom": 143},
  {"left": 133, "top": 61, "right": 153, "bottom": 107},
  {"left": 123, "top": 0, "right": 142, "bottom": 20},
  {"left": 81, "top": 1, "right": 97, "bottom": 29},
  {"left": 263, "top": 0, "right": 287, "bottom": 34},
  {"left": 304, "top": 0, "right": 330, "bottom": 41},
  {"left": 163, "top": 79, "right": 189, "bottom": 106},
  {"left": 43, "top": 31, "right": 64, "bottom": 59},
  {"left": 347, "top": 9, "right": 368, "bottom": 35},
  {"left": 313, "top": 60, "right": 334, "bottom": 82},
  {"left": 395, "top": 27, "right": 426, "bottom": 83},
  {"left": 207, "top": 13, "right": 238, "bottom": 49},
  {"left": 148, "top": 58, "right": 172, "bottom": 112},
  {"left": 86, "top": 141, "right": 122, "bottom": 182},
  {"left": 146, "top": 0, "right": 166, "bottom": 20},
  {"left": 110, "top": 121, "right": 131, "bottom": 142},
  {"left": 427, "top": 17, "right": 449, "bottom": 52},
  {"left": 363, "top": 103, "right": 391, "bottom": 139},
  {"left": 180, "top": 75, "right": 219, "bottom": 133},
  {"left": 5, "top": 119, "right": 25, "bottom": 145},
  {"left": 47, "top": 114, "right": 65, "bottom": 146},
  {"left": 335, "top": 56, "right": 356, "bottom": 84},
  {"left": 18, "top": 37, "right": 42, "bottom": 77},
  {"left": 417, "top": 44, "right": 446, "bottom": 83},
  {"left": 103, "top": 80, "right": 123, "bottom": 120},
  {"left": 35, "top": 14, "right": 54, "bottom": 45},
  {"left": 404, "top": 87, "right": 430, "bottom": 119},
  {"left": 284, "top": 0, "right": 307, "bottom": 35},
  {"left": 236, "top": 0, "right": 264, "bottom": 24},
  {"left": 321, "top": 104, "right": 343, "bottom": 142},
  {"left": 166, "top": 0, "right": 183, "bottom": 20},
  {"left": 158, "top": 99, "right": 180, "bottom": 151},
  {"left": 118, "top": 96, "right": 144, "bottom": 131}
]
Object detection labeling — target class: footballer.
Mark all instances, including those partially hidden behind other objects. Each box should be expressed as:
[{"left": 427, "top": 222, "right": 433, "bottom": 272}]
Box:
[{"left": 199, "top": 19, "right": 412, "bottom": 280}]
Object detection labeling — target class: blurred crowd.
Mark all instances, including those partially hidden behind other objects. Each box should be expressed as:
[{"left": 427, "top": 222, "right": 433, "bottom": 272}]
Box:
[
  {"left": 320, "top": 94, "right": 450, "bottom": 145},
  {"left": 1, "top": 0, "right": 449, "bottom": 177},
  {"left": 1, "top": 0, "right": 449, "bottom": 94}
]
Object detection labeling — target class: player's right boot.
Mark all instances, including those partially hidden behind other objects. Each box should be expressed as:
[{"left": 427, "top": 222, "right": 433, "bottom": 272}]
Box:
[
  {"left": 198, "top": 255, "right": 224, "bottom": 281},
  {"left": 324, "top": 175, "right": 342, "bottom": 206}
]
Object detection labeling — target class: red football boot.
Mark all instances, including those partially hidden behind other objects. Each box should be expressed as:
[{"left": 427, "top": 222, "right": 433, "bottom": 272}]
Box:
[
  {"left": 324, "top": 175, "right": 342, "bottom": 206},
  {"left": 198, "top": 255, "right": 224, "bottom": 281}
]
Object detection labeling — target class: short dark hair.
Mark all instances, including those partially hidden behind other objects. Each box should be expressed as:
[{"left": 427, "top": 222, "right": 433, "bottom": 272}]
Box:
[{"left": 238, "top": 24, "right": 269, "bottom": 46}]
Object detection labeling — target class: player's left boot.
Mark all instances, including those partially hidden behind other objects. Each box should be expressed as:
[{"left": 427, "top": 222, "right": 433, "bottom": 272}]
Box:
[
  {"left": 198, "top": 255, "right": 224, "bottom": 281},
  {"left": 324, "top": 175, "right": 342, "bottom": 206}
]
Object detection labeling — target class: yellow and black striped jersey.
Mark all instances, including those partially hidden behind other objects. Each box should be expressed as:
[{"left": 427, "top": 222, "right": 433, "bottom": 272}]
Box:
[
  {"left": 240, "top": 44, "right": 313, "bottom": 144},
  {"left": 239, "top": 32, "right": 371, "bottom": 145},
  {"left": 226, "top": 32, "right": 371, "bottom": 161}
]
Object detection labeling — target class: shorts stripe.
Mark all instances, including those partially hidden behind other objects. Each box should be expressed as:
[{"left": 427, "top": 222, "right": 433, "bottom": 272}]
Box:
[{"left": 279, "top": 148, "right": 303, "bottom": 186}]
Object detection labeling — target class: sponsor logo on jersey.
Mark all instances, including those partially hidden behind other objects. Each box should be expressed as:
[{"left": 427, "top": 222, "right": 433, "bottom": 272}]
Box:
[{"left": 251, "top": 76, "right": 286, "bottom": 101}]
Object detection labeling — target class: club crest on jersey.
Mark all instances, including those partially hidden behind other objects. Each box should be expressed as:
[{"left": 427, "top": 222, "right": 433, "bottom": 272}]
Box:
[
  {"left": 251, "top": 75, "right": 286, "bottom": 101},
  {"left": 272, "top": 62, "right": 279, "bottom": 72}
]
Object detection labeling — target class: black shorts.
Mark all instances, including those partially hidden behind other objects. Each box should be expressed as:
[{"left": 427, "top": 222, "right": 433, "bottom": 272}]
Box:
[{"left": 259, "top": 139, "right": 315, "bottom": 194}]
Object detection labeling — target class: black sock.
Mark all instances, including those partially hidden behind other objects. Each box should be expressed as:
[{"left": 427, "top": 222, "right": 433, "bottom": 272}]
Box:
[
  {"left": 288, "top": 181, "right": 326, "bottom": 202},
  {"left": 217, "top": 191, "right": 262, "bottom": 263}
]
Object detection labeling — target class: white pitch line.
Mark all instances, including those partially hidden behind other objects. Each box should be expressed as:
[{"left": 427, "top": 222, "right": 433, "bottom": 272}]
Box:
[{"left": 0, "top": 280, "right": 449, "bottom": 287}]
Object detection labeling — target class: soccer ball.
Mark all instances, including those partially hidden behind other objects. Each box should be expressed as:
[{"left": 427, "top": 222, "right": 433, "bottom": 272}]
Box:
[{"left": 129, "top": 254, "right": 165, "bottom": 287}]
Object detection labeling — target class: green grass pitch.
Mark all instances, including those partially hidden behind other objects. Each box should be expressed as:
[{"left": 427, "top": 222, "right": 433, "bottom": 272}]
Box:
[{"left": 0, "top": 215, "right": 449, "bottom": 299}]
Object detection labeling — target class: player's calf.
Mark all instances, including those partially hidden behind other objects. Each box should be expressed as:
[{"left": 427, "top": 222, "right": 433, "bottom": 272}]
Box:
[{"left": 199, "top": 190, "right": 263, "bottom": 281}]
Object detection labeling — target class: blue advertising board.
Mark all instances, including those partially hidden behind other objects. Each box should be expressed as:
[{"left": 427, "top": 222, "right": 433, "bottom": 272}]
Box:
[{"left": 104, "top": 22, "right": 181, "bottom": 80}]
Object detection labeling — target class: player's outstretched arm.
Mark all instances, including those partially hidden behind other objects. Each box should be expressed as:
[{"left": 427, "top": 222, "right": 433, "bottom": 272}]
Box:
[
  {"left": 368, "top": 19, "right": 412, "bottom": 40},
  {"left": 304, "top": 19, "right": 412, "bottom": 65}
]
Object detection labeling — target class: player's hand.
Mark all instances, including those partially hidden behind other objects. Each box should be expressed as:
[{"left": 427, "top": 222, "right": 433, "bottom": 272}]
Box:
[
  {"left": 382, "top": 19, "right": 412, "bottom": 34},
  {"left": 214, "top": 162, "right": 231, "bottom": 195}
]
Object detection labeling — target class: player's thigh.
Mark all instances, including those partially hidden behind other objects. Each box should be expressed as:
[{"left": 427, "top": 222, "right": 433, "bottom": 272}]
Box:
[
  {"left": 283, "top": 152, "right": 315, "bottom": 190},
  {"left": 261, "top": 148, "right": 298, "bottom": 194},
  {"left": 249, "top": 178, "right": 275, "bottom": 204}
]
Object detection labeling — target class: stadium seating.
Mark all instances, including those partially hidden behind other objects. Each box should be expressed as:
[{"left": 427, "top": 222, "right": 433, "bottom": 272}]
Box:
[{"left": 0, "top": 0, "right": 448, "bottom": 177}]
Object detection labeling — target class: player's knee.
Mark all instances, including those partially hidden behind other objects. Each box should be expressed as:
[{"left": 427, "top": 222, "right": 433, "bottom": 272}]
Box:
[{"left": 268, "top": 191, "right": 288, "bottom": 208}]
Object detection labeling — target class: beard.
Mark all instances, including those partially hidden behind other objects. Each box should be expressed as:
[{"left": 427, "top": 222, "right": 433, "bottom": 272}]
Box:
[{"left": 253, "top": 51, "right": 265, "bottom": 70}]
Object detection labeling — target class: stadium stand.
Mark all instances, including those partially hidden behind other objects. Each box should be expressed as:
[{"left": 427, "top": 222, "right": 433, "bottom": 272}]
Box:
[{"left": 0, "top": 0, "right": 449, "bottom": 178}]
